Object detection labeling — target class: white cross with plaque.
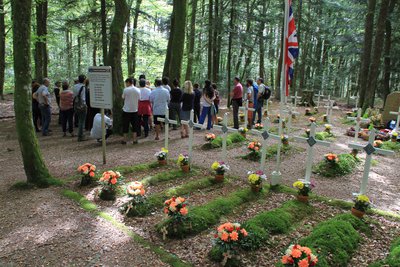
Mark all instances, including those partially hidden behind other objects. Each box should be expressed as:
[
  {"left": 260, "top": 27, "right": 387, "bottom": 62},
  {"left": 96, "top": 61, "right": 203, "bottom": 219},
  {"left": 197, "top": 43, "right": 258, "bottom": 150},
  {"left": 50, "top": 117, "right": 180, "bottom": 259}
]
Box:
[
  {"left": 290, "top": 91, "right": 301, "bottom": 108},
  {"left": 315, "top": 91, "right": 324, "bottom": 108},
  {"left": 239, "top": 99, "right": 255, "bottom": 128},
  {"left": 250, "top": 118, "right": 280, "bottom": 172},
  {"left": 181, "top": 110, "right": 206, "bottom": 164},
  {"left": 213, "top": 113, "right": 239, "bottom": 162},
  {"left": 347, "top": 108, "right": 370, "bottom": 142},
  {"left": 389, "top": 106, "right": 400, "bottom": 132},
  {"left": 294, "top": 123, "right": 331, "bottom": 183},
  {"left": 350, "top": 94, "right": 359, "bottom": 111},
  {"left": 157, "top": 106, "right": 179, "bottom": 150},
  {"left": 282, "top": 104, "right": 300, "bottom": 135},
  {"left": 323, "top": 96, "right": 339, "bottom": 123},
  {"left": 348, "top": 131, "right": 394, "bottom": 194}
]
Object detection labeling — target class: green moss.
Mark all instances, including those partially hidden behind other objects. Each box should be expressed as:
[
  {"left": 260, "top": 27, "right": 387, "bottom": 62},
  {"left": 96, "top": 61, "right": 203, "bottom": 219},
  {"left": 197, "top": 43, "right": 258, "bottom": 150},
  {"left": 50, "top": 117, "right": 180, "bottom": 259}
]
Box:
[
  {"left": 242, "top": 144, "right": 294, "bottom": 161},
  {"left": 142, "top": 169, "right": 197, "bottom": 186},
  {"left": 369, "top": 237, "right": 400, "bottom": 267},
  {"left": 313, "top": 154, "right": 360, "bottom": 178},
  {"left": 332, "top": 214, "right": 371, "bottom": 235},
  {"left": 209, "top": 132, "right": 246, "bottom": 149},
  {"left": 62, "top": 189, "right": 98, "bottom": 211},
  {"left": 228, "top": 132, "right": 246, "bottom": 143},
  {"left": 300, "top": 218, "right": 361, "bottom": 266},
  {"left": 315, "top": 131, "right": 335, "bottom": 141},
  {"left": 116, "top": 161, "right": 160, "bottom": 175},
  {"left": 211, "top": 136, "right": 233, "bottom": 148},
  {"left": 156, "top": 188, "right": 264, "bottom": 237},
  {"left": 10, "top": 181, "right": 36, "bottom": 190},
  {"left": 381, "top": 141, "right": 400, "bottom": 152}
]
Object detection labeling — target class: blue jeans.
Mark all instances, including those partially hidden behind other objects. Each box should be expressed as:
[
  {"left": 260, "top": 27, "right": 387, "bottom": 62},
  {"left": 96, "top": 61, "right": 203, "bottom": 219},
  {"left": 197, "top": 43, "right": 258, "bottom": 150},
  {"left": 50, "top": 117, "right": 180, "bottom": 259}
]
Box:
[
  {"left": 76, "top": 110, "right": 87, "bottom": 139},
  {"left": 255, "top": 99, "right": 264, "bottom": 123},
  {"left": 39, "top": 104, "right": 51, "bottom": 135},
  {"left": 199, "top": 106, "right": 212, "bottom": 130}
]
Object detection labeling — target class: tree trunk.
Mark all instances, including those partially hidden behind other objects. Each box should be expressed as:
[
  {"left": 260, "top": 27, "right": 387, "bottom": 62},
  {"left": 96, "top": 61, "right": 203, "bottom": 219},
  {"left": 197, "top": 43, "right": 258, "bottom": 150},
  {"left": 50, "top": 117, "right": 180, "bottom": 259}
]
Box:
[
  {"left": 358, "top": 0, "right": 376, "bottom": 108},
  {"left": 66, "top": 30, "right": 72, "bottom": 78},
  {"left": 130, "top": 0, "right": 142, "bottom": 76},
  {"left": 382, "top": 0, "right": 396, "bottom": 106},
  {"left": 0, "top": 0, "right": 5, "bottom": 100},
  {"left": 77, "top": 36, "right": 82, "bottom": 74},
  {"left": 212, "top": 0, "right": 221, "bottom": 83},
  {"left": 275, "top": 9, "right": 284, "bottom": 101},
  {"left": 363, "top": 0, "right": 390, "bottom": 110},
  {"left": 207, "top": 0, "right": 213, "bottom": 79},
  {"left": 185, "top": 0, "right": 198, "bottom": 81},
  {"left": 101, "top": 0, "right": 108, "bottom": 64},
  {"left": 163, "top": 0, "right": 187, "bottom": 81},
  {"left": 11, "top": 0, "right": 51, "bottom": 186},
  {"left": 226, "top": 0, "right": 235, "bottom": 108},
  {"left": 106, "top": 0, "right": 130, "bottom": 133},
  {"left": 35, "top": 0, "right": 48, "bottom": 83},
  {"left": 258, "top": 0, "right": 267, "bottom": 79},
  {"left": 126, "top": 18, "right": 131, "bottom": 75}
]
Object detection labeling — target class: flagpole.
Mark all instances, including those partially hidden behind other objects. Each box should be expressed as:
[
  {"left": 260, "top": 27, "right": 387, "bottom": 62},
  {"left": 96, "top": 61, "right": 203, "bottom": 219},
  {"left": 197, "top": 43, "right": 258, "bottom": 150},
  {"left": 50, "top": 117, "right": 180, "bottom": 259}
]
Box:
[{"left": 272, "top": 0, "right": 289, "bottom": 186}]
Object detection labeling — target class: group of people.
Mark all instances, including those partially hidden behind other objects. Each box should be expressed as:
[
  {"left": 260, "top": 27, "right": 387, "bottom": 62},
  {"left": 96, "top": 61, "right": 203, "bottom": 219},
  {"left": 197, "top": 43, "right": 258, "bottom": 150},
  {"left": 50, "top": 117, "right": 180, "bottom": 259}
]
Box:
[{"left": 31, "top": 73, "right": 271, "bottom": 144}]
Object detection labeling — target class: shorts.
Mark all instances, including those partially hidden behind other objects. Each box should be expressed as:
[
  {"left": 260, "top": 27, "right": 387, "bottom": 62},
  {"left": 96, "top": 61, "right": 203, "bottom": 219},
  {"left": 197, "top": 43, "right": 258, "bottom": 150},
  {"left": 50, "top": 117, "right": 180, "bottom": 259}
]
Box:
[
  {"left": 122, "top": 111, "right": 139, "bottom": 133},
  {"left": 153, "top": 115, "right": 165, "bottom": 125}
]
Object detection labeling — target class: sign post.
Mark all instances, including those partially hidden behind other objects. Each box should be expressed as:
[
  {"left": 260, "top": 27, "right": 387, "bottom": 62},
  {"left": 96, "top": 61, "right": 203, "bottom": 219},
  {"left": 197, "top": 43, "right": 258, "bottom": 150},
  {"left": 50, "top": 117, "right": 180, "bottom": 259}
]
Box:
[{"left": 88, "top": 66, "right": 113, "bottom": 165}]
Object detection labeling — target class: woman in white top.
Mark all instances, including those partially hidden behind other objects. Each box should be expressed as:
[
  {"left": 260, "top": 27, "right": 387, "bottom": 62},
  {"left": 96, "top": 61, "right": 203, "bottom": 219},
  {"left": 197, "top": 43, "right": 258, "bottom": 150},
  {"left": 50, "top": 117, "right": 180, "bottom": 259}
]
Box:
[
  {"left": 198, "top": 80, "right": 215, "bottom": 130},
  {"left": 138, "top": 78, "right": 152, "bottom": 137}
]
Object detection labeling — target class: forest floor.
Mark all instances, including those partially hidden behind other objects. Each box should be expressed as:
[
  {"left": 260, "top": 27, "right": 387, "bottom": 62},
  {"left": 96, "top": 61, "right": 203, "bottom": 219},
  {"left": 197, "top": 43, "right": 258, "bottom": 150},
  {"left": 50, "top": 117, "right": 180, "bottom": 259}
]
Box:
[{"left": 0, "top": 94, "right": 399, "bottom": 266}]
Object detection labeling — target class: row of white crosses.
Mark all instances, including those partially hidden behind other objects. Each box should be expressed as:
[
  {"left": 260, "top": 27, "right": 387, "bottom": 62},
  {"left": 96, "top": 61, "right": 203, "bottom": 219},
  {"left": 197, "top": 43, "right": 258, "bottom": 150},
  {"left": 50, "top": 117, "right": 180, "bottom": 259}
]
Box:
[
  {"left": 323, "top": 95, "right": 339, "bottom": 123},
  {"left": 290, "top": 91, "right": 302, "bottom": 109},
  {"left": 350, "top": 94, "right": 359, "bottom": 111},
  {"left": 213, "top": 113, "right": 241, "bottom": 162},
  {"left": 347, "top": 108, "right": 370, "bottom": 142},
  {"left": 239, "top": 99, "right": 255, "bottom": 128},
  {"left": 157, "top": 106, "right": 179, "bottom": 150},
  {"left": 282, "top": 103, "right": 300, "bottom": 135},
  {"left": 315, "top": 91, "right": 324, "bottom": 108}
]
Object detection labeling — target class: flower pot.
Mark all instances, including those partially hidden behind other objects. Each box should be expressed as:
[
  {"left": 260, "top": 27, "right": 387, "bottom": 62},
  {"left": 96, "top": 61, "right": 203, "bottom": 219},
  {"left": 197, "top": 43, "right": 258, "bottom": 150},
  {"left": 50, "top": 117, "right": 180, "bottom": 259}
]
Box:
[
  {"left": 99, "top": 188, "right": 116, "bottom": 201},
  {"left": 323, "top": 116, "right": 328, "bottom": 123},
  {"left": 351, "top": 207, "right": 365, "bottom": 218},
  {"left": 158, "top": 159, "right": 167, "bottom": 165},
  {"left": 351, "top": 149, "right": 359, "bottom": 158},
  {"left": 181, "top": 164, "right": 190, "bottom": 173},
  {"left": 215, "top": 174, "right": 224, "bottom": 183},
  {"left": 297, "top": 195, "right": 309, "bottom": 203},
  {"left": 282, "top": 140, "right": 289, "bottom": 146},
  {"left": 251, "top": 184, "right": 261, "bottom": 193},
  {"left": 240, "top": 133, "right": 246, "bottom": 138},
  {"left": 240, "top": 117, "right": 245, "bottom": 122},
  {"left": 80, "top": 175, "right": 92, "bottom": 186},
  {"left": 391, "top": 138, "right": 397, "bottom": 143}
]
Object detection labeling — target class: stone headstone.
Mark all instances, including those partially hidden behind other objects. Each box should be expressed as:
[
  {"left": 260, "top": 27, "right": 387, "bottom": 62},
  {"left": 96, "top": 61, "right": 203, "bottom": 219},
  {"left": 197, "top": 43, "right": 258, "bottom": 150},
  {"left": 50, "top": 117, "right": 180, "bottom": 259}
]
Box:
[{"left": 383, "top": 92, "right": 400, "bottom": 124}]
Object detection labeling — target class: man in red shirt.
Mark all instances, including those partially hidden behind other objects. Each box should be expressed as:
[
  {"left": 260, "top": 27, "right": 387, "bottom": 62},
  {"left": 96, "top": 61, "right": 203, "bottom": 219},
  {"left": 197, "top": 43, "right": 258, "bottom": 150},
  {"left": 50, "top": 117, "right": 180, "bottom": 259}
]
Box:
[{"left": 230, "top": 77, "right": 243, "bottom": 129}]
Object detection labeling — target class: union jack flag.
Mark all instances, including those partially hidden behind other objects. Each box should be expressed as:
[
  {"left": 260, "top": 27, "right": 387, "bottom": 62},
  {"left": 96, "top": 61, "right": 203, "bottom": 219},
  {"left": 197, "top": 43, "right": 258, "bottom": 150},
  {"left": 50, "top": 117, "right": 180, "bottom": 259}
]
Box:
[{"left": 285, "top": 0, "right": 299, "bottom": 97}]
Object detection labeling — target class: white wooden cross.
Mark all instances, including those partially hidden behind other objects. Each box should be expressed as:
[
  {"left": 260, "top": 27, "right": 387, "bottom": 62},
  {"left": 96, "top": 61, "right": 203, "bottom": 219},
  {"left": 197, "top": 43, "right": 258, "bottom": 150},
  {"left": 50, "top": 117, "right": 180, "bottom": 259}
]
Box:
[
  {"left": 239, "top": 99, "right": 255, "bottom": 128},
  {"left": 294, "top": 123, "right": 331, "bottom": 183},
  {"left": 389, "top": 106, "right": 400, "bottom": 132},
  {"left": 282, "top": 104, "right": 300, "bottom": 135},
  {"left": 250, "top": 118, "right": 280, "bottom": 172},
  {"left": 347, "top": 108, "right": 370, "bottom": 142},
  {"left": 270, "top": 110, "right": 286, "bottom": 186},
  {"left": 157, "top": 106, "right": 179, "bottom": 150},
  {"left": 350, "top": 94, "right": 359, "bottom": 111},
  {"left": 348, "top": 131, "right": 394, "bottom": 194},
  {"left": 290, "top": 91, "right": 302, "bottom": 109},
  {"left": 213, "top": 112, "right": 239, "bottom": 162},
  {"left": 181, "top": 109, "right": 206, "bottom": 164},
  {"left": 315, "top": 91, "right": 324, "bottom": 108},
  {"left": 323, "top": 96, "right": 339, "bottom": 123}
]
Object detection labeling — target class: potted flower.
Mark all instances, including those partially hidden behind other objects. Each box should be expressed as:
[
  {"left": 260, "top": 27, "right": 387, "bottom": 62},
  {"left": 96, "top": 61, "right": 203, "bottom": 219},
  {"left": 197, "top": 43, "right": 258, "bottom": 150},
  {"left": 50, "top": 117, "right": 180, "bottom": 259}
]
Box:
[
  {"left": 391, "top": 131, "right": 398, "bottom": 142},
  {"left": 123, "top": 181, "right": 146, "bottom": 216},
  {"left": 281, "top": 135, "right": 289, "bottom": 146},
  {"left": 309, "top": 117, "right": 316, "bottom": 123},
  {"left": 177, "top": 153, "right": 190, "bottom": 173},
  {"left": 205, "top": 133, "right": 216, "bottom": 143},
  {"left": 239, "top": 112, "right": 245, "bottom": 122},
  {"left": 305, "top": 128, "right": 311, "bottom": 137},
  {"left": 155, "top": 147, "right": 168, "bottom": 165},
  {"left": 77, "top": 163, "right": 96, "bottom": 186},
  {"left": 163, "top": 196, "right": 189, "bottom": 237},
  {"left": 305, "top": 108, "right": 312, "bottom": 116},
  {"left": 373, "top": 140, "right": 383, "bottom": 148},
  {"left": 324, "top": 153, "right": 339, "bottom": 166},
  {"left": 281, "top": 244, "right": 318, "bottom": 267},
  {"left": 211, "top": 161, "right": 230, "bottom": 182},
  {"left": 247, "top": 170, "right": 266, "bottom": 192},
  {"left": 324, "top": 124, "right": 332, "bottom": 134},
  {"left": 238, "top": 127, "right": 248, "bottom": 138},
  {"left": 293, "top": 179, "right": 314, "bottom": 203},
  {"left": 98, "top": 170, "right": 124, "bottom": 201},
  {"left": 254, "top": 123, "right": 264, "bottom": 130},
  {"left": 351, "top": 194, "right": 370, "bottom": 218},
  {"left": 314, "top": 107, "right": 319, "bottom": 113},
  {"left": 212, "top": 222, "right": 248, "bottom": 265}
]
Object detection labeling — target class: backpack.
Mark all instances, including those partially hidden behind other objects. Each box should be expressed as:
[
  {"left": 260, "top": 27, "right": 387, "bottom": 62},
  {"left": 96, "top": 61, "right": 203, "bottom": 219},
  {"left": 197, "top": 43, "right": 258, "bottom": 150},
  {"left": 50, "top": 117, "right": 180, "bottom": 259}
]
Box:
[
  {"left": 261, "top": 85, "right": 271, "bottom": 100},
  {"left": 74, "top": 86, "right": 87, "bottom": 113}
]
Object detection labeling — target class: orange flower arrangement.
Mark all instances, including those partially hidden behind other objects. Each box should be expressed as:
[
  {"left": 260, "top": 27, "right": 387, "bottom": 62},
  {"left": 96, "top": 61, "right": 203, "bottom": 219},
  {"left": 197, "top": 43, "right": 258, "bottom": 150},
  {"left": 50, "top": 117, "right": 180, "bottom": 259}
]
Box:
[
  {"left": 373, "top": 140, "right": 383, "bottom": 148},
  {"left": 214, "top": 222, "right": 248, "bottom": 243},
  {"left": 163, "top": 196, "right": 188, "bottom": 218},
  {"left": 281, "top": 244, "right": 318, "bottom": 267},
  {"left": 99, "top": 170, "right": 123, "bottom": 188},
  {"left": 205, "top": 133, "right": 216, "bottom": 142},
  {"left": 309, "top": 117, "right": 316, "bottom": 123},
  {"left": 77, "top": 163, "right": 96, "bottom": 177},
  {"left": 248, "top": 141, "right": 261, "bottom": 153},
  {"left": 127, "top": 181, "right": 145, "bottom": 197},
  {"left": 325, "top": 153, "right": 339, "bottom": 164}
]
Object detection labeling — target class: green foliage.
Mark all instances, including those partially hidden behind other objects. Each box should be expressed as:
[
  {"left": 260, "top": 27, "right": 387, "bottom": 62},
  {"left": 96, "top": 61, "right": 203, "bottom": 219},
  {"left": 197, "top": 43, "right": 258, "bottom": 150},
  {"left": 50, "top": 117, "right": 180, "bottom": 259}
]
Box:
[
  {"left": 10, "top": 181, "right": 36, "bottom": 190},
  {"left": 300, "top": 217, "right": 361, "bottom": 266},
  {"left": 331, "top": 214, "right": 371, "bottom": 235},
  {"left": 209, "top": 132, "right": 245, "bottom": 149},
  {"left": 62, "top": 189, "right": 97, "bottom": 211},
  {"left": 242, "top": 144, "right": 293, "bottom": 161},
  {"left": 156, "top": 188, "right": 263, "bottom": 237},
  {"left": 381, "top": 141, "right": 400, "bottom": 152},
  {"left": 142, "top": 169, "right": 196, "bottom": 186},
  {"left": 315, "top": 131, "right": 335, "bottom": 141},
  {"left": 115, "top": 162, "right": 160, "bottom": 175},
  {"left": 313, "top": 153, "right": 360, "bottom": 178}
]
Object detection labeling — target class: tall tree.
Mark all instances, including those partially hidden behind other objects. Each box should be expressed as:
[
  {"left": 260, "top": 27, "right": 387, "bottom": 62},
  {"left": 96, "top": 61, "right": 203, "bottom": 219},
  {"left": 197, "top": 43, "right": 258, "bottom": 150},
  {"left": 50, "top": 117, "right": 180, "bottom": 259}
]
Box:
[
  {"left": 107, "top": 0, "right": 130, "bottom": 133},
  {"left": 207, "top": 0, "right": 213, "bottom": 79},
  {"left": 382, "top": 0, "right": 396, "bottom": 105},
  {"left": 258, "top": 0, "right": 268, "bottom": 79},
  {"left": 358, "top": 0, "right": 377, "bottom": 108},
  {"left": 0, "top": 0, "right": 5, "bottom": 100},
  {"left": 185, "top": 0, "right": 198, "bottom": 80},
  {"left": 128, "top": 0, "right": 142, "bottom": 76},
  {"left": 34, "top": 0, "right": 48, "bottom": 83},
  {"left": 363, "top": 0, "right": 391, "bottom": 110},
  {"left": 101, "top": 0, "right": 108, "bottom": 63},
  {"left": 226, "top": 0, "right": 235, "bottom": 108},
  {"left": 163, "top": 0, "right": 187, "bottom": 81},
  {"left": 11, "top": 0, "right": 51, "bottom": 186}
]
